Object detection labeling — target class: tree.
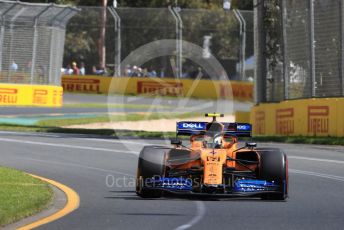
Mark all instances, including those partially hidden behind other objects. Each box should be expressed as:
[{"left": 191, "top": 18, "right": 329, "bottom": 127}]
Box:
[{"left": 23, "top": 0, "right": 253, "bottom": 75}]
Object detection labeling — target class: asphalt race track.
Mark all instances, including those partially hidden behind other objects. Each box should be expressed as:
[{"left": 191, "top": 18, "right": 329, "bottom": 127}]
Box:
[{"left": 1, "top": 131, "right": 344, "bottom": 230}]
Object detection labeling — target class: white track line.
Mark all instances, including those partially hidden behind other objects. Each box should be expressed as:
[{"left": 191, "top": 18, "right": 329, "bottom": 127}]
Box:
[
  {"left": 0, "top": 137, "right": 138, "bottom": 155},
  {"left": 174, "top": 201, "right": 206, "bottom": 230},
  {"left": 289, "top": 169, "right": 344, "bottom": 182},
  {"left": 16, "top": 157, "right": 135, "bottom": 178},
  {"left": 0, "top": 130, "right": 163, "bottom": 147},
  {"left": 288, "top": 156, "right": 344, "bottom": 164},
  {"left": 0, "top": 131, "right": 60, "bottom": 137},
  {"left": 82, "top": 138, "right": 153, "bottom": 146}
]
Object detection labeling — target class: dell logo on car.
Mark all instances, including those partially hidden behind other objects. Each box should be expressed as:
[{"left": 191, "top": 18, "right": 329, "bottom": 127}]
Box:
[{"left": 182, "top": 123, "right": 203, "bottom": 129}]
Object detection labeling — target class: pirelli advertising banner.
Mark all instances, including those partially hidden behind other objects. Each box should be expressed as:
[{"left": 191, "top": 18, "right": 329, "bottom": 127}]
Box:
[
  {"left": 251, "top": 98, "right": 344, "bottom": 137},
  {"left": 0, "top": 83, "right": 63, "bottom": 107},
  {"left": 61, "top": 75, "right": 253, "bottom": 101}
]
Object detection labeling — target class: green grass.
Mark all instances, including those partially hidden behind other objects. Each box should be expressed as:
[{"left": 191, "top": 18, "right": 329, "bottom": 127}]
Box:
[
  {"left": 36, "top": 112, "right": 198, "bottom": 127},
  {"left": 0, "top": 124, "right": 176, "bottom": 138},
  {"left": 63, "top": 103, "right": 171, "bottom": 110},
  {"left": 0, "top": 167, "right": 53, "bottom": 226}
]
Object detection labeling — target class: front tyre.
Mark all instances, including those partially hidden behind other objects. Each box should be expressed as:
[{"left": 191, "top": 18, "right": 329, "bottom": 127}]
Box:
[
  {"left": 258, "top": 148, "right": 288, "bottom": 200},
  {"left": 136, "top": 146, "right": 167, "bottom": 198}
]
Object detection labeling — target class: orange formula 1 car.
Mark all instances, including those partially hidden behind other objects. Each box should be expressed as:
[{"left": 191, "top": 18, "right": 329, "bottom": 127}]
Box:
[{"left": 136, "top": 113, "right": 288, "bottom": 200}]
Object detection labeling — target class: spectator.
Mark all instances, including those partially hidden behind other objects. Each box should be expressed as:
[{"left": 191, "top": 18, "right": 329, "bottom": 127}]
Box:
[
  {"left": 24, "top": 61, "right": 32, "bottom": 73},
  {"left": 142, "top": 68, "right": 148, "bottom": 77},
  {"left": 124, "top": 65, "right": 132, "bottom": 76},
  {"left": 137, "top": 67, "right": 143, "bottom": 77},
  {"left": 92, "top": 66, "right": 97, "bottom": 75},
  {"left": 37, "top": 65, "right": 46, "bottom": 83},
  {"left": 160, "top": 68, "right": 165, "bottom": 78},
  {"left": 10, "top": 61, "right": 18, "bottom": 72},
  {"left": 131, "top": 65, "right": 139, "bottom": 77},
  {"left": 64, "top": 64, "right": 73, "bottom": 75},
  {"left": 148, "top": 68, "right": 157, "bottom": 77},
  {"left": 92, "top": 65, "right": 105, "bottom": 75},
  {"left": 72, "top": 62, "right": 80, "bottom": 75},
  {"left": 80, "top": 62, "right": 86, "bottom": 76}
]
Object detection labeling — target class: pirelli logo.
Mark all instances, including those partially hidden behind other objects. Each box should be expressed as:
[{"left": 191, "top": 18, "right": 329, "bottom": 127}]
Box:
[
  {"left": 0, "top": 88, "right": 18, "bottom": 104},
  {"left": 276, "top": 108, "right": 294, "bottom": 135},
  {"left": 137, "top": 81, "right": 183, "bottom": 96},
  {"left": 219, "top": 84, "right": 253, "bottom": 100},
  {"left": 33, "top": 89, "right": 48, "bottom": 105},
  {"left": 308, "top": 106, "right": 329, "bottom": 135},
  {"left": 254, "top": 111, "right": 265, "bottom": 135},
  {"left": 62, "top": 78, "right": 100, "bottom": 93}
]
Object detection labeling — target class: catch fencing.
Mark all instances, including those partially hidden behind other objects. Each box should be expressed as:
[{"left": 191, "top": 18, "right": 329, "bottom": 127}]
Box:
[
  {"left": 257, "top": 0, "right": 344, "bottom": 103},
  {"left": 0, "top": 0, "right": 78, "bottom": 86},
  {"left": 65, "top": 7, "right": 253, "bottom": 81}
]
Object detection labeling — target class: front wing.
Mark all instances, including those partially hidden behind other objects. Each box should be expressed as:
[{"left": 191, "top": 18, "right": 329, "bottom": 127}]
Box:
[{"left": 142, "top": 177, "right": 283, "bottom": 198}]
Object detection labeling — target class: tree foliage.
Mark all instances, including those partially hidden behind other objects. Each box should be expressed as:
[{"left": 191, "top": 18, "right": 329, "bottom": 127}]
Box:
[
  {"left": 22, "top": 0, "right": 253, "bottom": 75},
  {"left": 24, "top": 0, "right": 253, "bottom": 9}
]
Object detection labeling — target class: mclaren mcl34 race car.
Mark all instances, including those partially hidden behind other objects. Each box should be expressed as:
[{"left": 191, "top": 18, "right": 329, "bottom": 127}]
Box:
[{"left": 136, "top": 113, "right": 288, "bottom": 200}]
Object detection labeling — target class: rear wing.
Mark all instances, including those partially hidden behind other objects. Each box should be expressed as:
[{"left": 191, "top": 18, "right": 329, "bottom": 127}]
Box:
[{"left": 176, "top": 122, "right": 252, "bottom": 137}]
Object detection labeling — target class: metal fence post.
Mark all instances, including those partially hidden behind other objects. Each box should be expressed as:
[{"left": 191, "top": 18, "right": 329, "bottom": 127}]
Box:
[
  {"left": 234, "top": 9, "right": 246, "bottom": 80},
  {"left": 109, "top": 7, "right": 121, "bottom": 77},
  {"left": 169, "top": 6, "right": 183, "bottom": 79},
  {"left": 174, "top": 7, "right": 183, "bottom": 79},
  {"left": 48, "top": 27, "right": 55, "bottom": 85},
  {"left": 309, "top": 0, "right": 316, "bottom": 97},
  {"left": 239, "top": 10, "right": 246, "bottom": 80},
  {"left": 281, "top": 0, "right": 288, "bottom": 99},
  {"left": 340, "top": 0, "right": 344, "bottom": 96},
  {"left": 0, "top": 14, "right": 5, "bottom": 73},
  {"left": 31, "top": 4, "right": 51, "bottom": 84},
  {"left": 255, "top": 0, "right": 267, "bottom": 103}
]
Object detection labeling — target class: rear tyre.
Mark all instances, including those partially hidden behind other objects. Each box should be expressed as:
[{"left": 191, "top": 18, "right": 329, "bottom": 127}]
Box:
[
  {"left": 136, "top": 146, "right": 167, "bottom": 198},
  {"left": 258, "top": 149, "right": 288, "bottom": 200}
]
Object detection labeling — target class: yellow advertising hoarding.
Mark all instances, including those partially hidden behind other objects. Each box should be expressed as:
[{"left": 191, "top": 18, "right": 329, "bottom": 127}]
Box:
[
  {"left": 61, "top": 75, "right": 253, "bottom": 101},
  {"left": 0, "top": 83, "right": 63, "bottom": 107},
  {"left": 250, "top": 98, "right": 344, "bottom": 137}
]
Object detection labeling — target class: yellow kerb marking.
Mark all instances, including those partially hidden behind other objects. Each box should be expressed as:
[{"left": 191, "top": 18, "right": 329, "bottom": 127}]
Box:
[{"left": 17, "top": 174, "right": 80, "bottom": 230}]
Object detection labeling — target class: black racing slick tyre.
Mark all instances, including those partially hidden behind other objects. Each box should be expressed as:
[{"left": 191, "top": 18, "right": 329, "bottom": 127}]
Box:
[
  {"left": 258, "top": 148, "right": 288, "bottom": 200},
  {"left": 136, "top": 146, "right": 167, "bottom": 198}
]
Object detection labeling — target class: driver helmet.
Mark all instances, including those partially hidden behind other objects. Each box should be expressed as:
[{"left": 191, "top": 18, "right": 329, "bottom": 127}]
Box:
[{"left": 214, "top": 135, "right": 222, "bottom": 148}]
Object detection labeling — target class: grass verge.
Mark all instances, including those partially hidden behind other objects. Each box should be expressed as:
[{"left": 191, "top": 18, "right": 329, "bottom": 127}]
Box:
[
  {"left": 0, "top": 124, "right": 176, "bottom": 139},
  {"left": 0, "top": 167, "right": 53, "bottom": 227},
  {"left": 36, "top": 112, "right": 198, "bottom": 127},
  {"left": 63, "top": 103, "right": 171, "bottom": 110}
]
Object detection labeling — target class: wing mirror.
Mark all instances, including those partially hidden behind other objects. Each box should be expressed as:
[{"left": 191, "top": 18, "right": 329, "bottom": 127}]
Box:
[
  {"left": 171, "top": 138, "right": 182, "bottom": 146},
  {"left": 245, "top": 142, "right": 257, "bottom": 148}
]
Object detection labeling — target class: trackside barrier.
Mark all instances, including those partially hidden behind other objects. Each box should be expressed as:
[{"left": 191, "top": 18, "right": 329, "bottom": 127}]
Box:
[
  {"left": 61, "top": 75, "right": 253, "bottom": 101},
  {"left": 0, "top": 83, "right": 63, "bottom": 107},
  {"left": 250, "top": 98, "right": 344, "bottom": 137},
  {"left": 235, "top": 111, "right": 251, "bottom": 123}
]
